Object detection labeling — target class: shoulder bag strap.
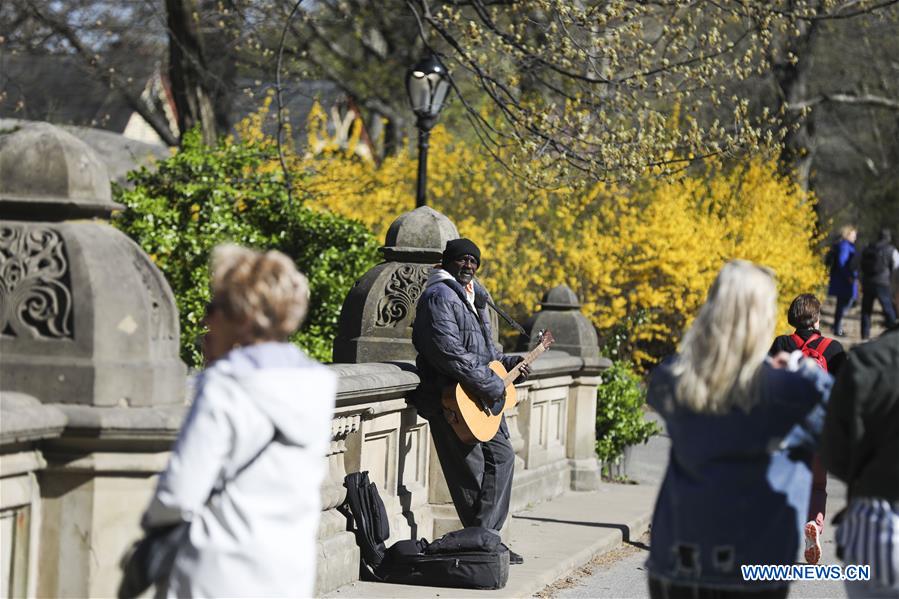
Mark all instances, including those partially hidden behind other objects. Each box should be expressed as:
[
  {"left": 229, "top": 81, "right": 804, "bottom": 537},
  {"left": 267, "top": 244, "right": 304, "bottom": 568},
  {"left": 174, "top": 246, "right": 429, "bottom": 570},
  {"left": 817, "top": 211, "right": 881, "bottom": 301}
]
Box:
[{"left": 211, "top": 429, "right": 282, "bottom": 497}]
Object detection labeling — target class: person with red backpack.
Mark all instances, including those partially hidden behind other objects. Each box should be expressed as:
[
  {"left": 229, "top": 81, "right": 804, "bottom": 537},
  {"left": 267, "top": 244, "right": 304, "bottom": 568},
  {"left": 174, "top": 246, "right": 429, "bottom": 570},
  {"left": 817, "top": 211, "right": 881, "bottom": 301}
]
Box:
[{"left": 769, "top": 293, "right": 846, "bottom": 566}]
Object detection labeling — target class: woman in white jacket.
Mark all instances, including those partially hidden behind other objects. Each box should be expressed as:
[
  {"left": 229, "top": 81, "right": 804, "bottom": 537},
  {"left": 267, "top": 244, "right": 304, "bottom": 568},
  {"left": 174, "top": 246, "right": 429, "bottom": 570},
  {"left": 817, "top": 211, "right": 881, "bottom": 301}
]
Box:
[{"left": 142, "top": 244, "right": 337, "bottom": 598}]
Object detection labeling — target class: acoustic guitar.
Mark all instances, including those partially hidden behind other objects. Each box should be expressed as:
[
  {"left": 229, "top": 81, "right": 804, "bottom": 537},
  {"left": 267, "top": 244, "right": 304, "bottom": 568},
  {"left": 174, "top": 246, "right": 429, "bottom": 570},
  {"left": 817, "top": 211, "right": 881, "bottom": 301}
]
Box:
[{"left": 441, "top": 331, "right": 555, "bottom": 444}]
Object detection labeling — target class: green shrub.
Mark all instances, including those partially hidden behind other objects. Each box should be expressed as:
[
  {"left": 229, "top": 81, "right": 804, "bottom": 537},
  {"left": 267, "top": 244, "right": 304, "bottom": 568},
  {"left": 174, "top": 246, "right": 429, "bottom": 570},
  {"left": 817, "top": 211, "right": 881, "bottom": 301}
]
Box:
[
  {"left": 595, "top": 360, "right": 660, "bottom": 463},
  {"left": 113, "top": 130, "right": 379, "bottom": 367}
]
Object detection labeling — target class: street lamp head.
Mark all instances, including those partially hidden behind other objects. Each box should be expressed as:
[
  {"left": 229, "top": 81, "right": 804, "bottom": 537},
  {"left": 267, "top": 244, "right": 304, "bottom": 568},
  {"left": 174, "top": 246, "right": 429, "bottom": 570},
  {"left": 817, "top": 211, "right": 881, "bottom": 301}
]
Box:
[{"left": 406, "top": 54, "right": 451, "bottom": 128}]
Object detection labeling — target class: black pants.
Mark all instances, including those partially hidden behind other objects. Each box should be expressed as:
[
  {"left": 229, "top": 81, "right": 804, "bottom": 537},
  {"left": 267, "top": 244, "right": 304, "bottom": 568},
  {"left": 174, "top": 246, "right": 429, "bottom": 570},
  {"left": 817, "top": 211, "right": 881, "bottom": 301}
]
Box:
[
  {"left": 648, "top": 577, "right": 788, "bottom": 599},
  {"left": 426, "top": 412, "right": 515, "bottom": 532},
  {"left": 861, "top": 284, "right": 898, "bottom": 339}
]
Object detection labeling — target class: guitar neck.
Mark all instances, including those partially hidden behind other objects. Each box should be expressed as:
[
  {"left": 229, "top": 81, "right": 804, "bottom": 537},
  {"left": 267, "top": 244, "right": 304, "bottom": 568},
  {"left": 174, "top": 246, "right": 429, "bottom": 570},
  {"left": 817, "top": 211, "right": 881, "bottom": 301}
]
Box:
[{"left": 503, "top": 343, "right": 548, "bottom": 386}]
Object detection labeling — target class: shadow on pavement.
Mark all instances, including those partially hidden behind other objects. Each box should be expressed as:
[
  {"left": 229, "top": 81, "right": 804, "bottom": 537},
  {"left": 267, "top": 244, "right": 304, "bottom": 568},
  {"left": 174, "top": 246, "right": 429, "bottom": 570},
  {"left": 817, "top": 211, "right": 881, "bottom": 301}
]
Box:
[{"left": 516, "top": 516, "right": 636, "bottom": 542}]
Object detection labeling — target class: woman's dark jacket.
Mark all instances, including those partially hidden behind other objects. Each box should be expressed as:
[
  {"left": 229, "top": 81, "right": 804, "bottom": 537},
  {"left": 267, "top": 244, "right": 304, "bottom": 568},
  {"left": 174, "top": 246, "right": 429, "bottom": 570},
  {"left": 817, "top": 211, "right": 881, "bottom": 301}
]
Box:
[
  {"left": 646, "top": 360, "right": 832, "bottom": 589},
  {"left": 827, "top": 239, "right": 858, "bottom": 300},
  {"left": 410, "top": 271, "right": 519, "bottom": 420},
  {"left": 822, "top": 325, "right": 899, "bottom": 502}
]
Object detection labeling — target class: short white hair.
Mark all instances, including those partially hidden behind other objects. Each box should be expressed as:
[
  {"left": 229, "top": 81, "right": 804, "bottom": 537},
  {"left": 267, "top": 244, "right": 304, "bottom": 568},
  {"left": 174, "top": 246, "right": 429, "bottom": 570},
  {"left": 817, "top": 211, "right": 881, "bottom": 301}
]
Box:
[
  {"left": 671, "top": 260, "right": 777, "bottom": 413},
  {"left": 211, "top": 244, "right": 310, "bottom": 341}
]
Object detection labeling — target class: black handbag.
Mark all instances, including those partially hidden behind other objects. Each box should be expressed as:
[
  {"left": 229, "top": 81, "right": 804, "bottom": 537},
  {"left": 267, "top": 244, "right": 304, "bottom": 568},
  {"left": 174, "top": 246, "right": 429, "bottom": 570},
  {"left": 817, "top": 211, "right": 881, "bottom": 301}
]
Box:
[
  {"left": 118, "top": 522, "right": 190, "bottom": 598},
  {"left": 118, "top": 431, "right": 280, "bottom": 598}
]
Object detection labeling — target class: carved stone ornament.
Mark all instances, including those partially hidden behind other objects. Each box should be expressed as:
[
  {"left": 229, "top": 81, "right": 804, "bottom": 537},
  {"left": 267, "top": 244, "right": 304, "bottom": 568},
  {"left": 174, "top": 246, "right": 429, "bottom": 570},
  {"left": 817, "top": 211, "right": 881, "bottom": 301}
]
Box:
[
  {"left": 0, "top": 224, "right": 73, "bottom": 339},
  {"left": 374, "top": 264, "right": 430, "bottom": 328}
]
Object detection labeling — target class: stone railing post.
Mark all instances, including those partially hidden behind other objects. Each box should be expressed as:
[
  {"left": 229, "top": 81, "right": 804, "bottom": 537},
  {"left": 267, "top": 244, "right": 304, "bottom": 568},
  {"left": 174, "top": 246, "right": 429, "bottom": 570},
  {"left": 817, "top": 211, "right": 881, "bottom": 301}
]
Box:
[
  {"left": 0, "top": 123, "right": 187, "bottom": 597},
  {"left": 519, "top": 285, "right": 610, "bottom": 491},
  {"left": 332, "top": 206, "right": 460, "bottom": 363}
]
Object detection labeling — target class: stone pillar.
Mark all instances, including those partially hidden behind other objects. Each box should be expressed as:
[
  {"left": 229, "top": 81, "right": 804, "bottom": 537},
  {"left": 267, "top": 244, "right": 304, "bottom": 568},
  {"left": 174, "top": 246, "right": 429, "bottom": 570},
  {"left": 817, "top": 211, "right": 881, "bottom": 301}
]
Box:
[
  {"left": 333, "top": 206, "right": 459, "bottom": 363},
  {"left": 566, "top": 363, "right": 605, "bottom": 491},
  {"left": 0, "top": 123, "right": 187, "bottom": 597},
  {"left": 518, "top": 285, "right": 610, "bottom": 491},
  {"left": 0, "top": 123, "right": 184, "bottom": 405},
  {"left": 332, "top": 206, "right": 502, "bottom": 364}
]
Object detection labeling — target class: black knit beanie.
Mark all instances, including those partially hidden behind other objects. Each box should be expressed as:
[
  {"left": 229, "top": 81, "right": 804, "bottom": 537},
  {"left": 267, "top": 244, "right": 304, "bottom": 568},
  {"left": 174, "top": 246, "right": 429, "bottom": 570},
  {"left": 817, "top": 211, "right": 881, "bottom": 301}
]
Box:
[{"left": 442, "top": 238, "right": 481, "bottom": 266}]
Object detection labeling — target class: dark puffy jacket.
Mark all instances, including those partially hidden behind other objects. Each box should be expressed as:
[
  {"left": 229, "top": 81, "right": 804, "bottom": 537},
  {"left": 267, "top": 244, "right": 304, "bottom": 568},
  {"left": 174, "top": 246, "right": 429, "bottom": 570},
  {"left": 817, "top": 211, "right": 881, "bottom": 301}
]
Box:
[
  {"left": 822, "top": 325, "right": 899, "bottom": 502},
  {"left": 410, "top": 272, "right": 518, "bottom": 419}
]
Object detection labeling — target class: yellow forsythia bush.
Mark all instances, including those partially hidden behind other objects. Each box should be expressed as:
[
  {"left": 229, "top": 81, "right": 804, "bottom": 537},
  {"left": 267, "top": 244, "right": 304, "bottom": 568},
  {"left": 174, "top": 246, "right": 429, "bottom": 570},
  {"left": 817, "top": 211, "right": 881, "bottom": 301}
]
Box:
[{"left": 239, "top": 101, "right": 825, "bottom": 367}]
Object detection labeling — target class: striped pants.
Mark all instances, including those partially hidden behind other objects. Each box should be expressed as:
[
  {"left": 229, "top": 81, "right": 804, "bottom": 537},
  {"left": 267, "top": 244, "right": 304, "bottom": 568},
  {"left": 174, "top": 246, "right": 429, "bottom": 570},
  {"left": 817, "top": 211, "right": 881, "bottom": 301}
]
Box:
[{"left": 837, "top": 497, "right": 899, "bottom": 597}]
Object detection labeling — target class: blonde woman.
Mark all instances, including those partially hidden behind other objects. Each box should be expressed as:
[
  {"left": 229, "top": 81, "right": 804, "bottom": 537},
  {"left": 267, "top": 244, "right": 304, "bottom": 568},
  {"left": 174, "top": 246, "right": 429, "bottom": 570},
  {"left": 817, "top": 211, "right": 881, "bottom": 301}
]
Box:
[
  {"left": 140, "top": 245, "right": 337, "bottom": 597},
  {"left": 645, "top": 261, "right": 832, "bottom": 599}
]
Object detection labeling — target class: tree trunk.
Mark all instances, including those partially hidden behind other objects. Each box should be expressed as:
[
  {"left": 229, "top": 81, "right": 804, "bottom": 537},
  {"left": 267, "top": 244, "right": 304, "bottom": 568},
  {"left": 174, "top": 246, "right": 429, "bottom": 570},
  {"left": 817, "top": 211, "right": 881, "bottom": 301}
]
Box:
[
  {"left": 774, "top": 13, "right": 821, "bottom": 191},
  {"left": 202, "top": 0, "right": 238, "bottom": 135},
  {"left": 166, "top": 0, "right": 217, "bottom": 145}
]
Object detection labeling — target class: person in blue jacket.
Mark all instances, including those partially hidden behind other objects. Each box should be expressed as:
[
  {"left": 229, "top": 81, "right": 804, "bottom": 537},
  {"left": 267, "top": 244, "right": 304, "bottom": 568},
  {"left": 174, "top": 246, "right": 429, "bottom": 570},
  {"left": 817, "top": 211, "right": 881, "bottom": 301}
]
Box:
[
  {"left": 411, "top": 238, "right": 529, "bottom": 564},
  {"left": 827, "top": 225, "right": 859, "bottom": 336},
  {"left": 646, "top": 260, "right": 832, "bottom": 599}
]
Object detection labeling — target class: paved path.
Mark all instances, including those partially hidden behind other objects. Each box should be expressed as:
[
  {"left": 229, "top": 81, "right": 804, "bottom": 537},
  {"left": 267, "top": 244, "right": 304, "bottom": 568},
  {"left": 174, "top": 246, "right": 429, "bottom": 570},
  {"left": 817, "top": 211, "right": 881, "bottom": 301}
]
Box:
[
  {"left": 820, "top": 295, "right": 889, "bottom": 349},
  {"left": 328, "top": 481, "right": 659, "bottom": 598}
]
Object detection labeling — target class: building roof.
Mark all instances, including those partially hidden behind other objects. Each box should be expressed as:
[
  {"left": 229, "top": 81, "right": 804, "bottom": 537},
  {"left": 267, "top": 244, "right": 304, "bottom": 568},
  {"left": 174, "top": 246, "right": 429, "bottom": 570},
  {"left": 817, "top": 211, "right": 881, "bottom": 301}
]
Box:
[
  {"left": 1, "top": 53, "right": 359, "bottom": 151},
  {"left": 0, "top": 53, "right": 159, "bottom": 133},
  {"left": 0, "top": 118, "right": 169, "bottom": 185},
  {"left": 228, "top": 78, "right": 346, "bottom": 144}
]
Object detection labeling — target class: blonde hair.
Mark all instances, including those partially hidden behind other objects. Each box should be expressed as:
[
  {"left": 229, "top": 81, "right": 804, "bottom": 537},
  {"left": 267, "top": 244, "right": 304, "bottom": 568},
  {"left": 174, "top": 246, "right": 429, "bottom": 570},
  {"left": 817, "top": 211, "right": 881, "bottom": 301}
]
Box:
[
  {"left": 210, "top": 244, "right": 310, "bottom": 342},
  {"left": 670, "top": 260, "right": 777, "bottom": 413},
  {"left": 840, "top": 225, "right": 857, "bottom": 240}
]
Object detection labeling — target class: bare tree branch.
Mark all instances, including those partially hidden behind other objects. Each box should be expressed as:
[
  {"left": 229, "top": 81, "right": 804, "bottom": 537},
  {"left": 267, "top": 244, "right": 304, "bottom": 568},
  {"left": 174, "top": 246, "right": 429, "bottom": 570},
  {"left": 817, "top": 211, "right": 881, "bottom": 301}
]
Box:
[
  {"left": 789, "top": 92, "right": 899, "bottom": 111},
  {"left": 18, "top": 0, "right": 180, "bottom": 145},
  {"left": 276, "top": 0, "right": 306, "bottom": 206}
]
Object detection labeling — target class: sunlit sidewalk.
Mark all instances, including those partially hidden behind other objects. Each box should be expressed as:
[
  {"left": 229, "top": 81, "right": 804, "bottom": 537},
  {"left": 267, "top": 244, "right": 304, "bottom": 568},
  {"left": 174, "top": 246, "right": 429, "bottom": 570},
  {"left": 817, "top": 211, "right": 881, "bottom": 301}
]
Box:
[{"left": 325, "top": 482, "right": 658, "bottom": 599}]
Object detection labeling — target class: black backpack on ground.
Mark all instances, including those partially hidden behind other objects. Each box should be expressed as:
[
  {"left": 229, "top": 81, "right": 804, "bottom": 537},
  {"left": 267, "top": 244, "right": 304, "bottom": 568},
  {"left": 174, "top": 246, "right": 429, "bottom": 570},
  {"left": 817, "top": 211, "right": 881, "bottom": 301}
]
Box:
[{"left": 340, "top": 471, "right": 510, "bottom": 590}]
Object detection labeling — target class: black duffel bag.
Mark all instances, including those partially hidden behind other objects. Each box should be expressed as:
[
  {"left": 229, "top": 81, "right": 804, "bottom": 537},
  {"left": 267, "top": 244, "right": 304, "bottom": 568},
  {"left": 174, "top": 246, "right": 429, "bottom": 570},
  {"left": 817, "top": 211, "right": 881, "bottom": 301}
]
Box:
[{"left": 341, "top": 471, "right": 510, "bottom": 590}]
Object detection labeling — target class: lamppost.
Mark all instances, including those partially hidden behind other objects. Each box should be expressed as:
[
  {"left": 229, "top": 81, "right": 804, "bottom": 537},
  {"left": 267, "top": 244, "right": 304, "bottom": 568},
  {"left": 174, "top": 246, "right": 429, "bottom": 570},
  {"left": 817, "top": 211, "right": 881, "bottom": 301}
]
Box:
[{"left": 406, "top": 54, "right": 451, "bottom": 208}]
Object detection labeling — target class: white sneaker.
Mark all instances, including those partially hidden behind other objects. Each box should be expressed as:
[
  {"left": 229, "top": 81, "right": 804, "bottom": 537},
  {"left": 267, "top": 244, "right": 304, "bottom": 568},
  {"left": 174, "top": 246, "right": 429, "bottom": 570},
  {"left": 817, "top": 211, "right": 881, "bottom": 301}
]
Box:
[{"left": 804, "top": 521, "right": 821, "bottom": 564}]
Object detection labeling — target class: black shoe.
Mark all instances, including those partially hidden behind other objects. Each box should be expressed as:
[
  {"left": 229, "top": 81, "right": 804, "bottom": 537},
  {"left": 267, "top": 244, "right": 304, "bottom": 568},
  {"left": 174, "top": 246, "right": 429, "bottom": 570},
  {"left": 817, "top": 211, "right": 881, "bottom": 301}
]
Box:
[{"left": 508, "top": 549, "right": 524, "bottom": 565}]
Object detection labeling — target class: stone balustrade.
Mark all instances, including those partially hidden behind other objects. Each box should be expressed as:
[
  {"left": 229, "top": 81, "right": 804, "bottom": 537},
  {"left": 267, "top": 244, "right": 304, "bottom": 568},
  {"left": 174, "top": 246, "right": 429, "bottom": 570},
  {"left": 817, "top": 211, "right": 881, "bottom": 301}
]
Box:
[
  {"left": 0, "top": 122, "right": 610, "bottom": 598},
  {"left": 0, "top": 350, "right": 606, "bottom": 596}
]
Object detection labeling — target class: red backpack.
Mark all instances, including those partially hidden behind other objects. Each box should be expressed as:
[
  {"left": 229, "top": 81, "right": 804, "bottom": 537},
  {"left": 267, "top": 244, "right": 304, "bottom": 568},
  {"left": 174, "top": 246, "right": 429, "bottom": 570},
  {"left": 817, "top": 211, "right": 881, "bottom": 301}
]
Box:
[{"left": 790, "top": 333, "right": 833, "bottom": 372}]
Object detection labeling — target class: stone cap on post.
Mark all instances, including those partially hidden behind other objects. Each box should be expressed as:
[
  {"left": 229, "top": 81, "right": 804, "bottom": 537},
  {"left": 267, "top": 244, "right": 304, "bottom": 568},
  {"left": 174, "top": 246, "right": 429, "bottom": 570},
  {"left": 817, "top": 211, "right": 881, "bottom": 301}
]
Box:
[
  {"left": 519, "top": 285, "right": 610, "bottom": 372},
  {"left": 0, "top": 122, "right": 185, "bottom": 408},
  {"left": 380, "top": 205, "right": 460, "bottom": 263},
  {"left": 0, "top": 122, "right": 124, "bottom": 221},
  {"left": 333, "top": 206, "right": 460, "bottom": 363}
]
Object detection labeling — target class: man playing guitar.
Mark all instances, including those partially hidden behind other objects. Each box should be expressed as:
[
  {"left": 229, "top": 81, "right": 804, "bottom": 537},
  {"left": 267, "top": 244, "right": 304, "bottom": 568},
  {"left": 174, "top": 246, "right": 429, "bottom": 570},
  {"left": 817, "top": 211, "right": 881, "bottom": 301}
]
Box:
[{"left": 410, "top": 238, "right": 530, "bottom": 565}]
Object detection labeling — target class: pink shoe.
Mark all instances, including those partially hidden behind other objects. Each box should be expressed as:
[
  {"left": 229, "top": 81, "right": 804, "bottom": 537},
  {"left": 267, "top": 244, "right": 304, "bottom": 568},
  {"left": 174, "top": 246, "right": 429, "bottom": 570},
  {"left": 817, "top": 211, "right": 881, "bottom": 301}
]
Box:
[{"left": 804, "top": 521, "right": 821, "bottom": 564}]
